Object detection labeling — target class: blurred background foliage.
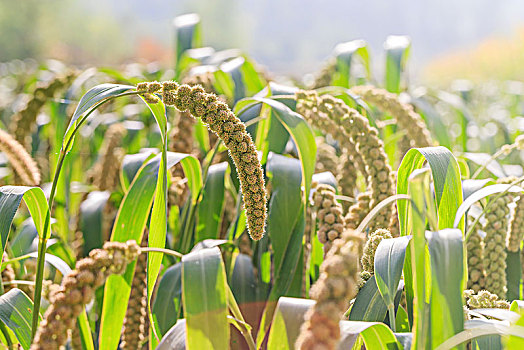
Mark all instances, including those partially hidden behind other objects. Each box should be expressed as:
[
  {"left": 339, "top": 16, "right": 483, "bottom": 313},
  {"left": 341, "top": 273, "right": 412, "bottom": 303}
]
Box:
[{"left": 2, "top": 0, "right": 524, "bottom": 84}]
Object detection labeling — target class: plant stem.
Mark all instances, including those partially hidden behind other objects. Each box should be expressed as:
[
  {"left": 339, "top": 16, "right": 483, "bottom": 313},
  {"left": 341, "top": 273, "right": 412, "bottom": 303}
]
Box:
[
  {"left": 141, "top": 247, "right": 183, "bottom": 259},
  {"left": 2, "top": 253, "right": 34, "bottom": 266},
  {"left": 32, "top": 148, "right": 65, "bottom": 338},
  {"left": 388, "top": 304, "right": 396, "bottom": 332}
]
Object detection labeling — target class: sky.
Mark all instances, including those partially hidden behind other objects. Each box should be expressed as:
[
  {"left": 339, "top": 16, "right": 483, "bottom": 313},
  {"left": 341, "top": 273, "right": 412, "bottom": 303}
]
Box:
[{"left": 4, "top": 0, "right": 524, "bottom": 79}]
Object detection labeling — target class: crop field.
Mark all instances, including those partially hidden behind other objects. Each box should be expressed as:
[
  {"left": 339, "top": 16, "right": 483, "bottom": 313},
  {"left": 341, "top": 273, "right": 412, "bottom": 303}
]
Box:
[{"left": 1, "top": 12, "right": 524, "bottom": 350}]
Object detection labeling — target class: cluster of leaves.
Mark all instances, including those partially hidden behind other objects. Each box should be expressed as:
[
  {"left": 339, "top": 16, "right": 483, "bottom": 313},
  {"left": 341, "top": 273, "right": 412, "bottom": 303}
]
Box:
[{"left": 0, "top": 12, "right": 524, "bottom": 350}]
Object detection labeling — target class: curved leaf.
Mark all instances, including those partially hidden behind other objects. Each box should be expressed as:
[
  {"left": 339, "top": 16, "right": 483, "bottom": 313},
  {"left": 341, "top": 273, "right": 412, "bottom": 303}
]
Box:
[
  {"left": 426, "top": 229, "right": 465, "bottom": 348},
  {"left": 397, "top": 146, "right": 463, "bottom": 236},
  {"left": 182, "top": 247, "right": 229, "bottom": 350},
  {"left": 78, "top": 191, "right": 110, "bottom": 255},
  {"left": 157, "top": 319, "right": 186, "bottom": 350},
  {"left": 99, "top": 152, "right": 200, "bottom": 350},
  {"left": 121, "top": 152, "right": 155, "bottom": 191},
  {"left": 0, "top": 289, "right": 41, "bottom": 350},
  {"left": 152, "top": 263, "right": 182, "bottom": 336},
  {"left": 267, "top": 297, "right": 315, "bottom": 350},
  {"left": 64, "top": 84, "right": 134, "bottom": 148},
  {"left": 240, "top": 97, "right": 316, "bottom": 201},
  {"left": 374, "top": 236, "right": 411, "bottom": 325},
  {"left": 346, "top": 321, "right": 402, "bottom": 350},
  {"left": 267, "top": 153, "right": 303, "bottom": 275},
  {"left": 230, "top": 254, "right": 257, "bottom": 306},
  {"left": 463, "top": 152, "right": 506, "bottom": 178},
  {"left": 349, "top": 275, "right": 388, "bottom": 322},
  {"left": 196, "top": 163, "right": 227, "bottom": 242},
  {"left": 384, "top": 35, "right": 411, "bottom": 93},
  {"left": 453, "top": 184, "right": 522, "bottom": 228},
  {"left": 333, "top": 39, "right": 370, "bottom": 87}
]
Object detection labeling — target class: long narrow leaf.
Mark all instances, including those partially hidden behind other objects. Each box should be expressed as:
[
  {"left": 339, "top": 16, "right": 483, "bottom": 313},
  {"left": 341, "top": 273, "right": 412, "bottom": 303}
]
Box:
[
  {"left": 426, "top": 229, "right": 465, "bottom": 349},
  {"left": 99, "top": 152, "right": 200, "bottom": 350},
  {"left": 0, "top": 289, "right": 41, "bottom": 350},
  {"left": 182, "top": 247, "right": 229, "bottom": 349},
  {"left": 397, "top": 146, "right": 463, "bottom": 236}
]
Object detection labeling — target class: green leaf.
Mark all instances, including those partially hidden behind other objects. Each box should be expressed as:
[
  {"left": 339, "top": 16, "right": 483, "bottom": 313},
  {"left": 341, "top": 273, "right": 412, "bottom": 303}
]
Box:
[
  {"left": 347, "top": 321, "right": 402, "bottom": 350},
  {"left": 267, "top": 297, "right": 315, "bottom": 350},
  {"left": 174, "top": 13, "right": 202, "bottom": 72},
  {"left": 99, "top": 152, "right": 200, "bottom": 350},
  {"left": 78, "top": 191, "right": 110, "bottom": 255},
  {"left": 77, "top": 311, "right": 95, "bottom": 350},
  {"left": 64, "top": 84, "right": 134, "bottom": 149},
  {"left": 395, "top": 305, "right": 410, "bottom": 333},
  {"left": 437, "top": 319, "right": 524, "bottom": 350},
  {"left": 384, "top": 35, "right": 411, "bottom": 93},
  {"left": 397, "top": 146, "right": 464, "bottom": 236},
  {"left": 257, "top": 208, "right": 305, "bottom": 347},
  {"left": 213, "top": 69, "right": 235, "bottom": 101},
  {"left": 230, "top": 254, "right": 258, "bottom": 307},
  {"left": 266, "top": 153, "right": 303, "bottom": 275},
  {"left": 507, "top": 312, "right": 524, "bottom": 349},
  {"left": 506, "top": 250, "right": 522, "bottom": 303},
  {"left": 411, "top": 95, "right": 452, "bottom": 148},
  {"left": 405, "top": 169, "right": 431, "bottom": 349},
  {"left": 121, "top": 152, "right": 155, "bottom": 191},
  {"left": 374, "top": 236, "right": 411, "bottom": 331},
  {"left": 349, "top": 275, "right": 388, "bottom": 322},
  {"left": 221, "top": 57, "right": 247, "bottom": 102},
  {"left": 26, "top": 252, "right": 71, "bottom": 276},
  {"left": 182, "top": 247, "right": 229, "bottom": 350},
  {"left": 510, "top": 300, "right": 524, "bottom": 312},
  {"left": 332, "top": 40, "right": 370, "bottom": 87},
  {"left": 0, "top": 289, "right": 41, "bottom": 350},
  {"left": 267, "top": 297, "right": 403, "bottom": 349},
  {"left": 156, "top": 320, "right": 186, "bottom": 350},
  {"left": 152, "top": 263, "right": 182, "bottom": 337},
  {"left": 462, "top": 179, "right": 493, "bottom": 200},
  {"left": 196, "top": 163, "right": 227, "bottom": 242},
  {"left": 239, "top": 58, "right": 267, "bottom": 96},
  {"left": 251, "top": 97, "right": 316, "bottom": 200},
  {"left": 0, "top": 186, "right": 50, "bottom": 263},
  {"left": 426, "top": 229, "right": 465, "bottom": 349}
]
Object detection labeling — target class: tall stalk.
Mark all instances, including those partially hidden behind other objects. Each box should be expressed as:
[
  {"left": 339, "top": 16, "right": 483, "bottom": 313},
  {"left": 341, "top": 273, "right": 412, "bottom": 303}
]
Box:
[{"left": 31, "top": 90, "right": 144, "bottom": 338}]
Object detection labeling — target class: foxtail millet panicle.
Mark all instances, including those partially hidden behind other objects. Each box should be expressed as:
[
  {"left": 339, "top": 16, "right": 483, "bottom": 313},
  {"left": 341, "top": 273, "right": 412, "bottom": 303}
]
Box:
[
  {"left": 314, "top": 138, "right": 338, "bottom": 175},
  {"left": 361, "top": 228, "right": 393, "bottom": 275},
  {"left": 10, "top": 72, "right": 76, "bottom": 150},
  {"left": 88, "top": 123, "right": 127, "bottom": 192},
  {"left": 120, "top": 238, "right": 148, "bottom": 349},
  {"left": 295, "top": 91, "right": 394, "bottom": 231},
  {"left": 349, "top": 85, "right": 433, "bottom": 154},
  {"left": 137, "top": 81, "right": 267, "bottom": 240},
  {"left": 466, "top": 216, "right": 486, "bottom": 293},
  {"left": 312, "top": 184, "right": 345, "bottom": 253},
  {"left": 464, "top": 289, "right": 510, "bottom": 310},
  {"left": 482, "top": 194, "right": 513, "bottom": 299},
  {"left": 31, "top": 240, "right": 140, "bottom": 350},
  {"left": 508, "top": 195, "right": 524, "bottom": 252},
  {"left": 296, "top": 91, "right": 366, "bottom": 195},
  {"left": 0, "top": 128, "right": 41, "bottom": 186},
  {"left": 310, "top": 59, "right": 335, "bottom": 89},
  {"left": 295, "top": 230, "right": 362, "bottom": 350}
]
